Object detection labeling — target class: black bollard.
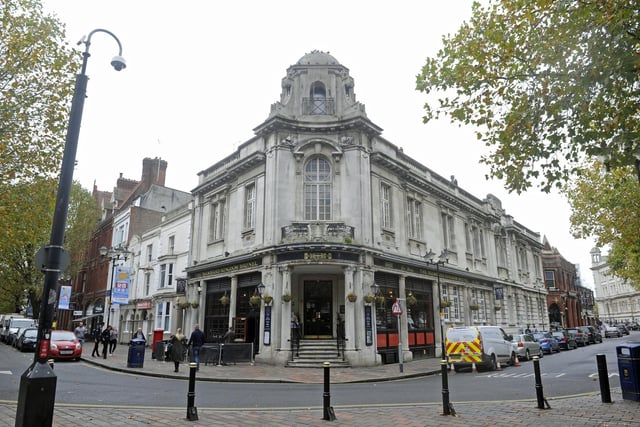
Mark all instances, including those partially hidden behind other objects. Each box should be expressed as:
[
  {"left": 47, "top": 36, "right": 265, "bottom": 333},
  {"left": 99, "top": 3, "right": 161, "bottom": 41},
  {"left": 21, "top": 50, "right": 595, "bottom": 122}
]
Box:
[
  {"left": 440, "top": 360, "right": 451, "bottom": 416},
  {"left": 186, "top": 362, "right": 198, "bottom": 421},
  {"left": 532, "top": 356, "right": 546, "bottom": 409},
  {"left": 596, "top": 354, "right": 612, "bottom": 403},
  {"left": 322, "top": 361, "right": 336, "bottom": 421}
]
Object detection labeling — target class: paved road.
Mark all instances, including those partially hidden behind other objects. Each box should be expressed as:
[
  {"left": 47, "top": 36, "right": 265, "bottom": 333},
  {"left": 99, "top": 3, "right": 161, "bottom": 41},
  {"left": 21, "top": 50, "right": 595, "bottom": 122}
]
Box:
[{"left": 1, "top": 341, "right": 638, "bottom": 426}]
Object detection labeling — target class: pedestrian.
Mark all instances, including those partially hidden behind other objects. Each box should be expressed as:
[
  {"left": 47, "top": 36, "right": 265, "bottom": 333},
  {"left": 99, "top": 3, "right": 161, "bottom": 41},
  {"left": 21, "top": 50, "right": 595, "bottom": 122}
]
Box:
[
  {"left": 132, "top": 327, "right": 146, "bottom": 342},
  {"left": 109, "top": 326, "right": 118, "bottom": 355},
  {"left": 169, "top": 328, "right": 185, "bottom": 372},
  {"left": 101, "top": 325, "right": 112, "bottom": 359},
  {"left": 187, "top": 324, "right": 205, "bottom": 370},
  {"left": 91, "top": 324, "right": 102, "bottom": 357},
  {"left": 74, "top": 322, "right": 86, "bottom": 346}
]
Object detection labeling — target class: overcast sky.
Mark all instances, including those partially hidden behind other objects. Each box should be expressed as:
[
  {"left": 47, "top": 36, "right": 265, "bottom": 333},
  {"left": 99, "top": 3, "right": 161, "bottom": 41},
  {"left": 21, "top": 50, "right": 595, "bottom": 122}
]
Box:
[{"left": 41, "top": 0, "right": 597, "bottom": 288}]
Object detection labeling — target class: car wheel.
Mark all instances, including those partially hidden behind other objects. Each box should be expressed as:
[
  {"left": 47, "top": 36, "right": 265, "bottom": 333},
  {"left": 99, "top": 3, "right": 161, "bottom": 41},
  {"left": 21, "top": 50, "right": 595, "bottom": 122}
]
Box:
[
  {"left": 525, "top": 349, "right": 531, "bottom": 361},
  {"left": 538, "top": 348, "right": 544, "bottom": 358}
]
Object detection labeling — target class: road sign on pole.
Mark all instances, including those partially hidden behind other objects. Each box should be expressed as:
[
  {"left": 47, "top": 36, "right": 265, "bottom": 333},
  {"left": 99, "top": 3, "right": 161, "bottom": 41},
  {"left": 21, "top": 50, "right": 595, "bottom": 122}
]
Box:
[{"left": 392, "top": 299, "right": 402, "bottom": 316}]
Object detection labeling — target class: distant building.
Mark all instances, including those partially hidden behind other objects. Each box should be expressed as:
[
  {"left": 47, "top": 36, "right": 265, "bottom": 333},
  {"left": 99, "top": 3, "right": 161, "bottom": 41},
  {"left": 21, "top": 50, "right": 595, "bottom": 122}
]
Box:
[{"left": 591, "top": 247, "right": 640, "bottom": 325}]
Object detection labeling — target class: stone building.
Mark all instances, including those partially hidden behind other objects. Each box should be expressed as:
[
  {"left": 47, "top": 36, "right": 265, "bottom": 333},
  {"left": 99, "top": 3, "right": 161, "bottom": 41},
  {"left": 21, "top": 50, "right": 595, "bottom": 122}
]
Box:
[
  {"left": 186, "top": 51, "right": 548, "bottom": 367},
  {"left": 591, "top": 247, "right": 640, "bottom": 325}
]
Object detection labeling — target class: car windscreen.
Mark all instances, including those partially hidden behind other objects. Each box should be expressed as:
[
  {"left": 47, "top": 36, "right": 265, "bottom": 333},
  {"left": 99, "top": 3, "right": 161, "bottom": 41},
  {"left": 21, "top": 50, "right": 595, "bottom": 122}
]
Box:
[
  {"left": 24, "top": 329, "right": 37, "bottom": 338},
  {"left": 11, "top": 319, "right": 34, "bottom": 328},
  {"left": 446, "top": 329, "right": 477, "bottom": 342},
  {"left": 51, "top": 331, "right": 76, "bottom": 341}
]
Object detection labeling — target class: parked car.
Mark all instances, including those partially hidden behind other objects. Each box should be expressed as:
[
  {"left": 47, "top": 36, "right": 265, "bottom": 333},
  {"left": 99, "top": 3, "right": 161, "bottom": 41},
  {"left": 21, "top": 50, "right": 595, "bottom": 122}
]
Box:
[
  {"left": 578, "top": 325, "right": 602, "bottom": 344},
  {"left": 552, "top": 330, "right": 577, "bottom": 350},
  {"left": 49, "top": 330, "right": 82, "bottom": 360},
  {"left": 567, "top": 327, "right": 589, "bottom": 346},
  {"left": 604, "top": 324, "right": 621, "bottom": 338},
  {"left": 511, "top": 334, "right": 543, "bottom": 361},
  {"left": 3, "top": 317, "right": 36, "bottom": 345},
  {"left": 15, "top": 328, "right": 38, "bottom": 352},
  {"left": 616, "top": 324, "right": 630, "bottom": 336},
  {"left": 532, "top": 331, "right": 560, "bottom": 354}
]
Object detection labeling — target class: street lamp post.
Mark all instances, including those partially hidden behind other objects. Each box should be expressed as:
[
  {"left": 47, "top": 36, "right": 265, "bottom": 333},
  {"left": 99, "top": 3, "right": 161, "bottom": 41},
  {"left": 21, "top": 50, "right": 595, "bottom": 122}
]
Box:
[
  {"left": 15, "top": 29, "right": 125, "bottom": 427},
  {"left": 425, "top": 249, "right": 451, "bottom": 416},
  {"left": 100, "top": 245, "right": 130, "bottom": 358}
]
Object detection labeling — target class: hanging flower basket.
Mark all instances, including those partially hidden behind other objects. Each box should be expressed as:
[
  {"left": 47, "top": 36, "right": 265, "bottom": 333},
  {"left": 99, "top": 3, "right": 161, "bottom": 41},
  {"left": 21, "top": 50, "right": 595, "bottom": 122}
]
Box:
[
  {"left": 440, "top": 300, "right": 452, "bottom": 309},
  {"left": 178, "top": 302, "right": 191, "bottom": 310},
  {"left": 364, "top": 293, "right": 375, "bottom": 304},
  {"left": 263, "top": 294, "right": 273, "bottom": 305},
  {"left": 494, "top": 305, "right": 502, "bottom": 311},
  {"left": 190, "top": 302, "right": 199, "bottom": 309},
  {"left": 282, "top": 293, "right": 292, "bottom": 303},
  {"left": 375, "top": 295, "right": 386, "bottom": 306},
  {"left": 250, "top": 295, "right": 262, "bottom": 306},
  {"left": 219, "top": 295, "right": 230, "bottom": 305},
  {"left": 347, "top": 292, "right": 358, "bottom": 303},
  {"left": 406, "top": 295, "right": 418, "bottom": 307},
  {"left": 469, "top": 304, "right": 480, "bottom": 311}
]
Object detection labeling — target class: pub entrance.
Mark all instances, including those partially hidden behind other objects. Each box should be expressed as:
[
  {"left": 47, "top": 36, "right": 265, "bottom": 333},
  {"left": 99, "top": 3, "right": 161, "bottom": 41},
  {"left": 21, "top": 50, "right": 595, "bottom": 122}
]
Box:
[{"left": 303, "top": 280, "right": 333, "bottom": 338}]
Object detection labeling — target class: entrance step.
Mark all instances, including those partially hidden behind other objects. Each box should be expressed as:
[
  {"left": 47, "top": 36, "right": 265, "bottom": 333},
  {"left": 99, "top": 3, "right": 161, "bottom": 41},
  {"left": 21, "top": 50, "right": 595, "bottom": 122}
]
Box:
[{"left": 286, "top": 339, "right": 351, "bottom": 368}]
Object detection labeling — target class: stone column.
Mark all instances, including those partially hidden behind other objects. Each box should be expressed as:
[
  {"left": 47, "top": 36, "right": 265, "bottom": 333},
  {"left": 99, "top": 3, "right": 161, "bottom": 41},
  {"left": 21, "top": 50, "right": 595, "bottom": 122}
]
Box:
[
  {"left": 398, "top": 275, "right": 412, "bottom": 361},
  {"left": 229, "top": 275, "right": 238, "bottom": 328},
  {"left": 343, "top": 266, "right": 356, "bottom": 351}
]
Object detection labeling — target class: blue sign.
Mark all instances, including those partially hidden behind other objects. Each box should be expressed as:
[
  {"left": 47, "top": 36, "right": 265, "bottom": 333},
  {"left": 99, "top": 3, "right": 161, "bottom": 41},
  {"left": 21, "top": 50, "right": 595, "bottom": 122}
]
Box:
[{"left": 112, "top": 267, "right": 131, "bottom": 304}]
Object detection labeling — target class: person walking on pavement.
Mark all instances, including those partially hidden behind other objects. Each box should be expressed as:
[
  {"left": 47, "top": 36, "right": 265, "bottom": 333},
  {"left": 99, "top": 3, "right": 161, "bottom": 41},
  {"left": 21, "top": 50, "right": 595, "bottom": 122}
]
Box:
[
  {"left": 101, "top": 325, "right": 112, "bottom": 359},
  {"left": 91, "top": 324, "right": 102, "bottom": 357},
  {"left": 169, "top": 328, "right": 185, "bottom": 372},
  {"left": 74, "top": 322, "right": 86, "bottom": 346},
  {"left": 109, "top": 326, "right": 118, "bottom": 355},
  {"left": 187, "top": 324, "right": 205, "bottom": 370}
]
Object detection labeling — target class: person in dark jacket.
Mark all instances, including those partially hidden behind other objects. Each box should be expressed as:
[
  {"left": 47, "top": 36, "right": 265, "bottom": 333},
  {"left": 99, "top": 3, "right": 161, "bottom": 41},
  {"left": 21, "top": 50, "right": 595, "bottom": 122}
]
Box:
[
  {"left": 187, "top": 324, "right": 205, "bottom": 370},
  {"left": 101, "top": 325, "right": 112, "bottom": 359},
  {"left": 91, "top": 325, "right": 102, "bottom": 357},
  {"left": 169, "top": 328, "right": 185, "bottom": 372}
]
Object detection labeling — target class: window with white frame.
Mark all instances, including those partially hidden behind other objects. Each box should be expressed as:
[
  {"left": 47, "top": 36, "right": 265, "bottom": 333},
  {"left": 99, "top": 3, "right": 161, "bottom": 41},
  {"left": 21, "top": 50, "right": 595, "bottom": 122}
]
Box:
[
  {"left": 407, "top": 197, "right": 422, "bottom": 239},
  {"left": 159, "top": 263, "right": 173, "bottom": 288},
  {"left": 146, "top": 244, "right": 153, "bottom": 262},
  {"left": 471, "top": 288, "right": 487, "bottom": 322},
  {"left": 209, "top": 199, "right": 225, "bottom": 241},
  {"left": 168, "top": 235, "right": 175, "bottom": 255},
  {"left": 443, "top": 285, "right": 460, "bottom": 321},
  {"left": 381, "top": 182, "right": 392, "bottom": 229},
  {"left": 156, "top": 302, "right": 171, "bottom": 331},
  {"left": 442, "top": 212, "right": 456, "bottom": 250},
  {"left": 244, "top": 183, "right": 256, "bottom": 230},
  {"left": 304, "top": 157, "right": 332, "bottom": 221},
  {"left": 517, "top": 245, "right": 529, "bottom": 272},
  {"left": 471, "top": 223, "right": 486, "bottom": 259},
  {"left": 544, "top": 270, "right": 555, "bottom": 288},
  {"left": 144, "top": 272, "right": 151, "bottom": 296},
  {"left": 533, "top": 254, "right": 541, "bottom": 278}
]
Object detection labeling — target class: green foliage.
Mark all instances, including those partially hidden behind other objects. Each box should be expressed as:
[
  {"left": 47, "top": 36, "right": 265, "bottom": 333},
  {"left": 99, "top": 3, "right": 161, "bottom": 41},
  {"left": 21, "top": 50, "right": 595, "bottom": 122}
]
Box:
[
  {"left": 565, "top": 163, "right": 640, "bottom": 289},
  {"left": 416, "top": 0, "right": 640, "bottom": 194},
  {"left": 0, "top": 0, "right": 81, "bottom": 314}
]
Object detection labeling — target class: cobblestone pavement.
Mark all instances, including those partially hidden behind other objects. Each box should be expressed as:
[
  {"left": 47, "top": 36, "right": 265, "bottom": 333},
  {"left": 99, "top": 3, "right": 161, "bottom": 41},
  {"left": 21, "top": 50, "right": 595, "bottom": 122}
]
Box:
[{"left": 2, "top": 344, "right": 638, "bottom": 426}]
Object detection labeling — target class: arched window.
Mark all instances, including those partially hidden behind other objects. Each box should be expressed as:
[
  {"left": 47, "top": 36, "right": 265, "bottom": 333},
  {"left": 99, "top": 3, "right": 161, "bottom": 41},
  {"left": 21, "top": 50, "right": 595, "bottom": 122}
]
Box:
[
  {"left": 304, "top": 157, "right": 331, "bottom": 220},
  {"left": 310, "top": 81, "right": 327, "bottom": 114}
]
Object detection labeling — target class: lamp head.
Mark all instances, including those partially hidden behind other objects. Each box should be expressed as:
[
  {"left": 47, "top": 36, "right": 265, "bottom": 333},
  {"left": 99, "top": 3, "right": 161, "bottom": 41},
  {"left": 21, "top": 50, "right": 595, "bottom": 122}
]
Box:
[
  {"left": 99, "top": 246, "right": 108, "bottom": 257},
  {"left": 110, "top": 55, "right": 126, "bottom": 71}
]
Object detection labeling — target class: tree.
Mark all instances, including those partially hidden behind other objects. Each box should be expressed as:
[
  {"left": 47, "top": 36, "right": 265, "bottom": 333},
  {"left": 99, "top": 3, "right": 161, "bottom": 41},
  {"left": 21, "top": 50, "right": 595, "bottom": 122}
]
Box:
[
  {"left": 0, "top": 0, "right": 80, "bottom": 314},
  {"left": 416, "top": 0, "right": 640, "bottom": 194},
  {"left": 565, "top": 163, "right": 640, "bottom": 289}
]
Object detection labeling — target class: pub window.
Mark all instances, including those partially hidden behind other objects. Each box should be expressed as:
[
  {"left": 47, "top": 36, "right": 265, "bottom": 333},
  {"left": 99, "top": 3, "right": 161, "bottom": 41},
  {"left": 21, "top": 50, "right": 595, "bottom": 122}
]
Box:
[
  {"left": 244, "top": 183, "right": 256, "bottom": 230},
  {"left": 381, "top": 182, "right": 392, "bottom": 229},
  {"left": 304, "top": 157, "right": 332, "bottom": 221}
]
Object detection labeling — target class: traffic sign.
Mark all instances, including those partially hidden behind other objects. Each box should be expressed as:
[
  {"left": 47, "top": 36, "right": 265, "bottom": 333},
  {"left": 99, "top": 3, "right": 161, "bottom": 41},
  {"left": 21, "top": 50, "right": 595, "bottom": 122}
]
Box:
[{"left": 391, "top": 299, "right": 402, "bottom": 315}]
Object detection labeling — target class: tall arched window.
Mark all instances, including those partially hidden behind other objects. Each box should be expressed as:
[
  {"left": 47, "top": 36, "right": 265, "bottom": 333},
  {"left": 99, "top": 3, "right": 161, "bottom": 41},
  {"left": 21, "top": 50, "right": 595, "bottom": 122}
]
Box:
[
  {"left": 310, "top": 81, "right": 327, "bottom": 114},
  {"left": 304, "top": 157, "right": 331, "bottom": 220}
]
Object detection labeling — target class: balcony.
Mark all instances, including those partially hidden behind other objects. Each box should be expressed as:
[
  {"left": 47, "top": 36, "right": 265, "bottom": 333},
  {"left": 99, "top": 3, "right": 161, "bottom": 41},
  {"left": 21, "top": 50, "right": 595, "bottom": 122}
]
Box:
[{"left": 281, "top": 222, "right": 354, "bottom": 244}]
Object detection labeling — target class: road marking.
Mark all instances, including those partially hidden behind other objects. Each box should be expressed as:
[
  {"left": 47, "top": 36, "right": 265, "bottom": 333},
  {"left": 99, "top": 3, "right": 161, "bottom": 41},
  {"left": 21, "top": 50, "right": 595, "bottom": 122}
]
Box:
[
  {"left": 0, "top": 371, "right": 12, "bottom": 375},
  {"left": 588, "top": 372, "right": 619, "bottom": 378}
]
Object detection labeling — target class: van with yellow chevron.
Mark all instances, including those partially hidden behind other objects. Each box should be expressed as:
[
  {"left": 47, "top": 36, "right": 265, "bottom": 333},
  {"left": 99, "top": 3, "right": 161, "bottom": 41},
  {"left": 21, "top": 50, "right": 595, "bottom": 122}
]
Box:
[{"left": 445, "top": 325, "right": 514, "bottom": 372}]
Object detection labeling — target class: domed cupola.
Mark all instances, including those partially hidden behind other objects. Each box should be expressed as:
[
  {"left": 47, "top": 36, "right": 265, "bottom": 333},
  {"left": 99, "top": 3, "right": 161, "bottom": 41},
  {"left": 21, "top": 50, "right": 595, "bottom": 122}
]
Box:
[{"left": 268, "top": 50, "right": 367, "bottom": 121}]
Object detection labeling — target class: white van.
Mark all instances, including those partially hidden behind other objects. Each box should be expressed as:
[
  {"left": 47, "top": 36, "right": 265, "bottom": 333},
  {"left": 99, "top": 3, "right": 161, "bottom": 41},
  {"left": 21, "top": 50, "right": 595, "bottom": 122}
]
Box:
[
  {"left": 445, "top": 326, "right": 514, "bottom": 371},
  {"left": 0, "top": 314, "right": 23, "bottom": 343},
  {"left": 2, "top": 317, "right": 36, "bottom": 344}
]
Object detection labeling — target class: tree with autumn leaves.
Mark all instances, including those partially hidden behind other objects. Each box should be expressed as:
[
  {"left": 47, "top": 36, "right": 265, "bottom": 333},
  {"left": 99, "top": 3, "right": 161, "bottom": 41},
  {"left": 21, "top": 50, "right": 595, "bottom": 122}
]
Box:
[
  {"left": 0, "top": 0, "right": 98, "bottom": 315},
  {"left": 417, "top": 0, "right": 640, "bottom": 288}
]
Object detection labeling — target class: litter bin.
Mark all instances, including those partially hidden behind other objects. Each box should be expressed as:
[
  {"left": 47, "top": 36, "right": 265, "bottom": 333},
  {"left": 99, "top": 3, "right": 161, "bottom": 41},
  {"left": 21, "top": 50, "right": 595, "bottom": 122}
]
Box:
[
  {"left": 127, "top": 339, "right": 146, "bottom": 368},
  {"left": 616, "top": 343, "right": 640, "bottom": 401}
]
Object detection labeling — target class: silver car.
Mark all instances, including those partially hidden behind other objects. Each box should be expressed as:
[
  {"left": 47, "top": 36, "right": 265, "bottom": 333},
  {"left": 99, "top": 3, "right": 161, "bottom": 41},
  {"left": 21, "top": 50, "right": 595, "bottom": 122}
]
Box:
[{"left": 511, "top": 334, "right": 543, "bottom": 361}]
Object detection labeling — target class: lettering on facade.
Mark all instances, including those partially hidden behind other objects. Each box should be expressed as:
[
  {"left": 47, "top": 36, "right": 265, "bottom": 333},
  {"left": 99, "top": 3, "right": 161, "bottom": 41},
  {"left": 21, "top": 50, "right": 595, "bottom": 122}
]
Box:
[
  {"left": 192, "top": 259, "right": 261, "bottom": 278},
  {"left": 304, "top": 252, "right": 332, "bottom": 260},
  {"left": 277, "top": 251, "right": 359, "bottom": 263}
]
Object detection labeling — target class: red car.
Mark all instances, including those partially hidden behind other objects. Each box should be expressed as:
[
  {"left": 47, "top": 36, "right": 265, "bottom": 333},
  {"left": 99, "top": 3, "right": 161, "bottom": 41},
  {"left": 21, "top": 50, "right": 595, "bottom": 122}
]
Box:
[{"left": 49, "top": 330, "right": 82, "bottom": 360}]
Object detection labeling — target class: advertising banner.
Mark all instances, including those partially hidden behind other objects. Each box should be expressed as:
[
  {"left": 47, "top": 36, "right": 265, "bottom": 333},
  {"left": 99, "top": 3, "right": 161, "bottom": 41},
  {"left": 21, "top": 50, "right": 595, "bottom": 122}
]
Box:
[
  {"left": 112, "top": 267, "right": 131, "bottom": 304},
  {"left": 58, "top": 285, "right": 71, "bottom": 310}
]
